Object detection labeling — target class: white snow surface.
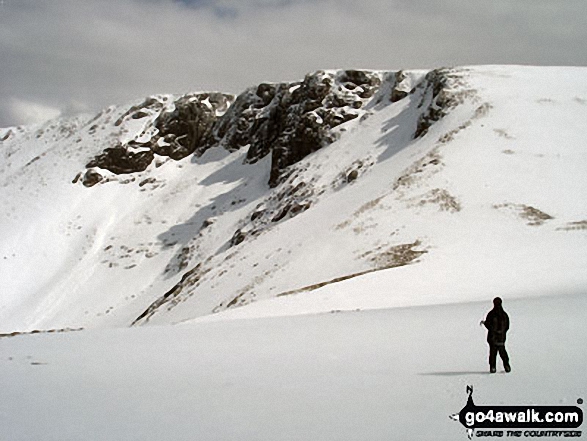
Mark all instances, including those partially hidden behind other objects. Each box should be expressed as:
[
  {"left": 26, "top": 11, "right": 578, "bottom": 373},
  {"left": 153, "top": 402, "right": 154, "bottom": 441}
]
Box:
[
  {"left": 0, "top": 65, "right": 586, "bottom": 439},
  {"left": 1, "top": 293, "right": 585, "bottom": 440}
]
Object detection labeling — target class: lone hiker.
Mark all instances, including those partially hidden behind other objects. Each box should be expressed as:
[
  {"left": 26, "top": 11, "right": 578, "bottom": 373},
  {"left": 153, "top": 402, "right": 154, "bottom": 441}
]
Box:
[{"left": 480, "top": 297, "right": 511, "bottom": 373}]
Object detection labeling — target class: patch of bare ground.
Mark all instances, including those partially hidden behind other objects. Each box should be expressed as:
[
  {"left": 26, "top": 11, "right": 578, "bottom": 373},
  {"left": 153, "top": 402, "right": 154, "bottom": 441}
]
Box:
[
  {"left": 355, "top": 197, "right": 384, "bottom": 215},
  {"left": 494, "top": 203, "right": 554, "bottom": 226},
  {"left": 277, "top": 241, "right": 427, "bottom": 298},
  {"left": 334, "top": 195, "right": 385, "bottom": 230},
  {"left": 393, "top": 148, "right": 443, "bottom": 191},
  {"left": 331, "top": 158, "right": 375, "bottom": 189},
  {"left": 214, "top": 268, "right": 278, "bottom": 312},
  {"left": 437, "top": 102, "right": 491, "bottom": 144},
  {"left": 367, "top": 240, "right": 428, "bottom": 269},
  {"left": 473, "top": 102, "right": 492, "bottom": 118},
  {"left": 132, "top": 259, "right": 213, "bottom": 325},
  {"left": 494, "top": 129, "right": 515, "bottom": 140},
  {"left": 437, "top": 120, "right": 472, "bottom": 144},
  {"left": 557, "top": 220, "right": 587, "bottom": 231},
  {"left": 412, "top": 188, "right": 461, "bottom": 212},
  {"left": 351, "top": 222, "right": 378, "bottom": 235},
  {"left": 0, "top": 327, "right": 84, "bottom": 339}
]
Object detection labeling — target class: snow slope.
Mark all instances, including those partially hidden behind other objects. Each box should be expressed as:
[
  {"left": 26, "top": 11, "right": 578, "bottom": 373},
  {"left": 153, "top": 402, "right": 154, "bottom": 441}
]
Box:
[
  {"left": 1, "top": 65, "right": 587, "bottom": 334},
  {"left": 1, "top": 292, "right": 585, "bottom": 440}
]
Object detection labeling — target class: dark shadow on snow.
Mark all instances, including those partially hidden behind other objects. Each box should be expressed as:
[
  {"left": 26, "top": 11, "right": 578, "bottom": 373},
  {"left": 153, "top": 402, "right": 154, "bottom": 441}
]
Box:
[
  {"left": 156, "top": 150, "right": 270, "bottom": 279},
  {"left": 419, "top": 371, "right": 493, "bottom": 377},
  {"left": 372, "top": 86, "right": 427, "bottom": 164}
]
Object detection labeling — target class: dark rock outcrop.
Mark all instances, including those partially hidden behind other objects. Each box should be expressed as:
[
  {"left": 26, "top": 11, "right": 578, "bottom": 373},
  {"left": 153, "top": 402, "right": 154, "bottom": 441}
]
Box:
[
  {"left": 0, "top": 130, "right": 13, "bottom": 142},
  {"left": 228, "top": 175, "right": 316, "bottom": 248},
  {"left": 207, "top": 70, "right": 382, "bottom": 186},
  {"left": 152, "top": 93, "right": 233, "bottom": 160},
  {"left": 82, "top": 169, "right": 103, "bottom": 187},
  {"left": 391, "top": 70, "right": 410, "bottom": 102},
  {"left": 85, "top": 93, "right": 234, "bottom": 177},
  {"left": 114, "top": 96, "right": 166, "bottom": 126},
  {"left": 414, "top": 69, "right": 455, "bottom": 138},
  {"left": 84, "top": 70, "right": 384, "bottom": 184},
  {"left": 86, "top": 145, "right": 154, "bottom": 175}
]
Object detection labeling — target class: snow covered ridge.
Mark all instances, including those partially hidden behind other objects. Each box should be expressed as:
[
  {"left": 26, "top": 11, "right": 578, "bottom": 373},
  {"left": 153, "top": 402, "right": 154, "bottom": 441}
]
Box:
[
  {"left": 1, "top": 66, "right": 587, "bottom": 333},
  {"left": 76, "top": 69, "right": 426, "bottom": 188}
]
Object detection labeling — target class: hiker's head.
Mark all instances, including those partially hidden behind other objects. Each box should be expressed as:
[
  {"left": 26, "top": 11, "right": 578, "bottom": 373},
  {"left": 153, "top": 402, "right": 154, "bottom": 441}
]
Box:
[{"left": 493, "top": 297, "right": 503, "bottom": 307}]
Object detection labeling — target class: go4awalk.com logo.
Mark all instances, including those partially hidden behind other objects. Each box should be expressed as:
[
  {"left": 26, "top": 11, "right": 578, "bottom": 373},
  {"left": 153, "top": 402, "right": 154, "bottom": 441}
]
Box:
[{"left": 450, "top": 386, "right": 583, "bottom": 439}]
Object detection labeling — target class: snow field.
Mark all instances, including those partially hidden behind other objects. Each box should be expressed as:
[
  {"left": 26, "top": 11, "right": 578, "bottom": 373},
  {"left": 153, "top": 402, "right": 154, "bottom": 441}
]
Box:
[{"left": 1, "top": 292, "right": 585, "bottom": 440}]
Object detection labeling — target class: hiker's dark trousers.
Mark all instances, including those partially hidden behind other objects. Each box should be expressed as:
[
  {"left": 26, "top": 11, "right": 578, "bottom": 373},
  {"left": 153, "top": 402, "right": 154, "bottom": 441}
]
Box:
[{"left": 489, "top": 343, "right": 509, "bottom": 369}]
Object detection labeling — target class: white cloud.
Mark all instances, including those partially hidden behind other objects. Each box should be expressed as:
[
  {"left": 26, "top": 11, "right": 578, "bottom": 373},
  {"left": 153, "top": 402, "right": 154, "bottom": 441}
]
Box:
[
  {"left": 7, "top": 99, "right": 62, "bottom": 126},
  {"left": 1, "top": 0, "right": 587, "bottom": 127}
]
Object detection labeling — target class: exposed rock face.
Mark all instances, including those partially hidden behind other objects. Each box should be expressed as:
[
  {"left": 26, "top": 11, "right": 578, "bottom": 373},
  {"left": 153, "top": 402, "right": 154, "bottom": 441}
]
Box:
[
  {"left": 86, "top": 145, "right": 154, "bottom": 174},
  {"left": 414, "top": 69, "right": 456, "bottom": 138},
  {"left": 83, "top": 71, "right": 382, "bottom": 184},
  {"left": 228, "top": 174, "right": 316, "bottom": 248},
  {"left": 83, "top": 69, "right": 458, "bottom": 186},
  {"left": 82, "top": 169, "right": 103, "bottom": 187},
  {"left": 85, "top": 93, "right": 233, "bottom": 175},
  {"left": 152, "top": 93, "right": 233, "bottom": 160},
  {"left": 207, "top": 70, "right": 383, "bottom": 186},
  {"left": 114, "top": 96, "right": 166, "bottom": 126},
  {"left": 391, "top": 70, "right": 411, "bottom": 103}
]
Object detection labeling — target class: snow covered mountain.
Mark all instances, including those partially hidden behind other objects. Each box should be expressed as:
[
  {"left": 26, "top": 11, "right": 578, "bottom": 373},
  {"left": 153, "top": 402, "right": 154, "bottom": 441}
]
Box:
[
  {"left": 2, "top": 65, "right": 587, "bottom": 441},
  {"left": 1, "top": 65, "right": 586, "bottom": 333}
]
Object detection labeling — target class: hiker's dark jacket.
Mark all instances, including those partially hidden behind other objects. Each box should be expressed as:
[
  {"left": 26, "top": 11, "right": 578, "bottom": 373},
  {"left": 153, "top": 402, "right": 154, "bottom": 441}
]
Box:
[{"left": 484, "top": 306, "right": 509, "bottom": 345}]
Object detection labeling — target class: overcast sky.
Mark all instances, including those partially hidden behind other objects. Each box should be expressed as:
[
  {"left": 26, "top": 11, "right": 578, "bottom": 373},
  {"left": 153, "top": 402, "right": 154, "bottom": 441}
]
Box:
[{"left": 1, "top": 0, "right": 586, "bottom": 127}]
